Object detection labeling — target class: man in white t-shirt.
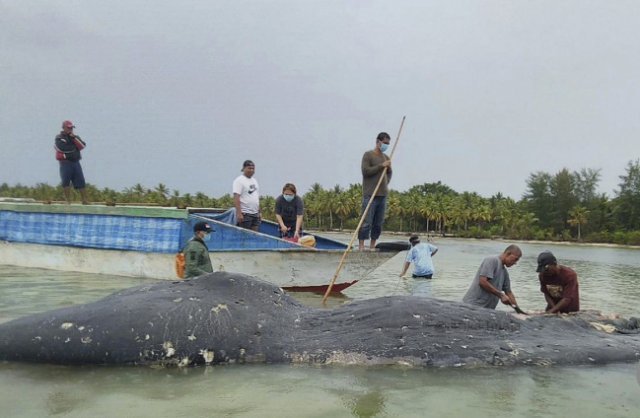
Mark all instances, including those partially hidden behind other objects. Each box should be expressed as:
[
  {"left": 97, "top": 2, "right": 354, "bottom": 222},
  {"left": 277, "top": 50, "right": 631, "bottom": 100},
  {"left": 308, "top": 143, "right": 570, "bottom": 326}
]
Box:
[{"left": 233, "top": 160, "right": 261, "bottom": 231}]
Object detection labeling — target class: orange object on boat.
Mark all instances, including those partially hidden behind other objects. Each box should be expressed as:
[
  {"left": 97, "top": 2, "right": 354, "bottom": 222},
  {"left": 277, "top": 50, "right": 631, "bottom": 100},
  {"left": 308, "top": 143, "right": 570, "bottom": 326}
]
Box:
[{"left": 299, "top": 235, "right": 316, "bottom": 247}]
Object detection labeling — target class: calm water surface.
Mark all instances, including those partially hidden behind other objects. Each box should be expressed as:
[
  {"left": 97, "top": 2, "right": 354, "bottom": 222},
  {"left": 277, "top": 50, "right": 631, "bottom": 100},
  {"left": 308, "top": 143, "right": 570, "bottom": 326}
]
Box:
[{"left": 1, "top": 236, "right": 640, "bottom": 417}]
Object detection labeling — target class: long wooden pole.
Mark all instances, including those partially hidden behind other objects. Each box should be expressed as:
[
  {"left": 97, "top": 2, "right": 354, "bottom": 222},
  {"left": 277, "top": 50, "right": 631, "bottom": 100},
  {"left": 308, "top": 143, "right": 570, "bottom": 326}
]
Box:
[{"left": 322, "top": 116, "right": 406, "bottom": 303}]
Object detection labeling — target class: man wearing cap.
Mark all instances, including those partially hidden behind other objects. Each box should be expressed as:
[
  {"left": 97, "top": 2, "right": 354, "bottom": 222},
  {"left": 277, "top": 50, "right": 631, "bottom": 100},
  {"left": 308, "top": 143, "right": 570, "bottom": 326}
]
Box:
[
  {"left": 536, "top": 251, "right": 580, "bottom": 313},
  {"left": 184, "top": 221, "right": 214, "bottom": 278},
  {"left": 358, "top": 132, "right": 392, "bottom": 251},
  {"left": 54, "top": 120, "right": 88, "bottom": 204},
  {"left": 399, "top": 235, "right": 438, "bottom": 279},
  {"left": 463, "top": 244, "right": 522, "bottom": 309},
  {"left": 233, "top": 160, "right": 261, "bottom": 231}
]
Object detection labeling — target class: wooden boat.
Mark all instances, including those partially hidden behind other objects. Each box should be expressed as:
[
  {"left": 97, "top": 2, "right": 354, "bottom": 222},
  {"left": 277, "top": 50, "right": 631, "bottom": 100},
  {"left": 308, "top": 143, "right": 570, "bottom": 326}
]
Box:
[{"left": 0, "top": 201, "right": 399, "bottom": 292}]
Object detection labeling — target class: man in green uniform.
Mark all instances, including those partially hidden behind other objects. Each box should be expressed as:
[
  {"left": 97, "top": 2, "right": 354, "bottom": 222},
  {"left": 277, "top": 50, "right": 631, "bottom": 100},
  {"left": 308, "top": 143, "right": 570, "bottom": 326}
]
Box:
[{"left": 184, "top": 221, "right": 214, "bottom": 278}]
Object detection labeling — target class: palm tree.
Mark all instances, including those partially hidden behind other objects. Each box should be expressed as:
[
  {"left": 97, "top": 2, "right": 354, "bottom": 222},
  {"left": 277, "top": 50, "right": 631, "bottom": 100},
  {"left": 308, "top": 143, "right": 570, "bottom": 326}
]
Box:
[
  {"left": 344, "top": 184, "right": 362, "bottom": 228},
  {"left": 182, "top": 193, "right": 194, "bottom": 207},
  {"left": 132, "top": 183, "right": 147, "bottom": 202},
  {"left": 261, "top": 196, "right": 276, "bottom": 220},
  {"left": 432, "top": 194, "right": 452, "bottom": 235},
  {"left": 194, "top": 192, "right": 209, "bottom": 208},
  {"left": 303, "top": 183, "right": 325, "bottom": 228},
  {"left": 170, "top": 189, "right": 182, "bottom": 207},
  {"left": 493, "top": 197, "right": 518, "bottom": 236},
  {"left": 333, "top": 193, "right": 352, "bottom": 230},
  {"left": 568, "top": 205, "right": 589, "bottom": 241},
  {"left": 386, "top": 192, "right": 404, "bottom": 232},
  {"left": 217, "top": 193, "right": 234, "bottom": 209},
  {"left": 419, "top": 194, "right": 436, "bottom": 233},
  {"left": 152, "top": 183, "right": 169, "bottom": 205},
  {"left": 102, "top": 187, "right": 118, "bottom": 204},
  {"left": 321, "top": 190, "right": 336, "bottom": 230},
  {"left": 511, "top": 211, "right": 539, "bottom": 239},
  {"left": 307, "top": 198, "right": 323, "bottom": 229},
  {"left": 404, "top": 191, "right": 422, "bottom": 231},
  {"left": 474, "top": 203, "right": 492, "bottom": 228},
  {"left": 448, "top": 196, "right": 466, "bottom": 232}
]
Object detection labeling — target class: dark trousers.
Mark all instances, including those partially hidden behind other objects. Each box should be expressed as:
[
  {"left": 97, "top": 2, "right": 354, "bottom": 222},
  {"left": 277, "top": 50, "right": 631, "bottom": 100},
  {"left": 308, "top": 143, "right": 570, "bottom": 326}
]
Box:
[{"left": 357, "top": 195, "right": 387, "bottom": 241}]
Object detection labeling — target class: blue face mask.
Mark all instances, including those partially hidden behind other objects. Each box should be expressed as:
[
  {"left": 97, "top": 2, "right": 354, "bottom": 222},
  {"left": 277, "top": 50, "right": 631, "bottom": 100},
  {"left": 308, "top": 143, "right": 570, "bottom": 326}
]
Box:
[
  {"left": 203, "top": 232, "right": 212, "bottom": 242},
  {"left": 380, "top": 143, "right": 389, "bottom": 153},
  {"left": 283, "top": 194, "right": 295, "bottom": 202}
]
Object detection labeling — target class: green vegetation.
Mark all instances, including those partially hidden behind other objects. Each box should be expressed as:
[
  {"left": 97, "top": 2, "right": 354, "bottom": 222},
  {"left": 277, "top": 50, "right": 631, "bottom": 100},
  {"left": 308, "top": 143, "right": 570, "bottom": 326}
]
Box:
[{"left": 3, "top": 160, "right": 640, "bottom": 245}]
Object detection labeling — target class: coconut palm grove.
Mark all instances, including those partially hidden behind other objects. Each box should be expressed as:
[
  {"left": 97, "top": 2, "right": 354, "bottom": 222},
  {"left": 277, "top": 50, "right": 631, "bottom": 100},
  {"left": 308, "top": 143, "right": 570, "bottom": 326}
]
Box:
[{"left": 3, "top": 160, "right": 640, "bottom": 245}]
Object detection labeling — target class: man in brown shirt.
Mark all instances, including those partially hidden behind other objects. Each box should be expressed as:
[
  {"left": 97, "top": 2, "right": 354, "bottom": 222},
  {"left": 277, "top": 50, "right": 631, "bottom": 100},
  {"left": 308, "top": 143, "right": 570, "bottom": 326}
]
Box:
[
  {"left": 536, "top": 251, "right": 580, "bottom": 313},
  {"left": 358, "top": 132, "right": 392, "bottom": 251}
]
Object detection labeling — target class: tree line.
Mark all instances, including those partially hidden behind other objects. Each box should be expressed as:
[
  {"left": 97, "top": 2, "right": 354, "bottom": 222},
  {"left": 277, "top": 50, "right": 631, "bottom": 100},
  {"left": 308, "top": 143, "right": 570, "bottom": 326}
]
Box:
[{"left": 2, "top": 159, "right": 640, "bottom": 245}]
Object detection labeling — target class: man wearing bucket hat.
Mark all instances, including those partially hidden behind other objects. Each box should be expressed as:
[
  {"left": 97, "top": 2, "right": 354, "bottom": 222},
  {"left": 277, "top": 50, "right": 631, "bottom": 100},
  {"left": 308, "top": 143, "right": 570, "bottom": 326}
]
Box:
[
  {"left": 536, "top": 251, "right": 580, "bottom": 313},
  {"left": 184, "top": 221, "right": 214, "bottom": 278}
]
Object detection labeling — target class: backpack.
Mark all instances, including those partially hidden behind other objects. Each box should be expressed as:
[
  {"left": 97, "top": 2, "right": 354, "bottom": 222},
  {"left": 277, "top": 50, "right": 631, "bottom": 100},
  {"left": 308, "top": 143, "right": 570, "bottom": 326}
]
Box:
[{"left": 175, "top": 252, "right": 186, "bottom": 279}]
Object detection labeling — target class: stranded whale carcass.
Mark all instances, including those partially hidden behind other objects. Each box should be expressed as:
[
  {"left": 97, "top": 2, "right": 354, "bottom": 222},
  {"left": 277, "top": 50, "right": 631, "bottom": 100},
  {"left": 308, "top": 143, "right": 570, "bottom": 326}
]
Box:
[{"left": 0, "top": 272, "right": 639, "bottom": 367}]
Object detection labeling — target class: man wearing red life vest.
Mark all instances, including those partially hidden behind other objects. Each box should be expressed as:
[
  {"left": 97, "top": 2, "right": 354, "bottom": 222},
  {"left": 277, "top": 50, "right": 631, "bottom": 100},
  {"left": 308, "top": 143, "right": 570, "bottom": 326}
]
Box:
[{"left": 54, "top": 120, "right": 88, "bottom": 204}]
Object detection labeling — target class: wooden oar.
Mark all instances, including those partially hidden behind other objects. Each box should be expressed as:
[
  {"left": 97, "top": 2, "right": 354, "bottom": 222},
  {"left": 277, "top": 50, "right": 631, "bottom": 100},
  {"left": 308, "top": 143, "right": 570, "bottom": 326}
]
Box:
[{"left": 321, "top": 116, "right": 406, "bottom": 303}]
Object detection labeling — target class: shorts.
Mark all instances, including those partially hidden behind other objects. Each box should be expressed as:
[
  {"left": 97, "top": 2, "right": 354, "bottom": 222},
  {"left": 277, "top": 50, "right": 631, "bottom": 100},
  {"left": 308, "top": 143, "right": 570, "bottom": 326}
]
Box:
[
  {"left": 59, "top": 161, "right": 86, "bottom": 189},
  {"left": 238, "top": 213, "right": 261, "bottom": 229}
]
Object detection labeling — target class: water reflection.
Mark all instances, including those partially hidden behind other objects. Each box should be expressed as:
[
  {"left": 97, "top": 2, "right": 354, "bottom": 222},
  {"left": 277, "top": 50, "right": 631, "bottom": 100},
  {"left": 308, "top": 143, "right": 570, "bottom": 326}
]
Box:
[
  {"left": 0, "top": 266, "right": 158, "bottom": 323},
  {"left": 1, "top": 237, "right": 640, "bottom": 417},
  {"left": 339, "top": 388, "right": 386, "bottom": 418},
  {"left": 1, "top": 358, "right": 639, "bottom": 417},
  {"left": 287, "top": 290, "right": 352, "bottom": 309}
]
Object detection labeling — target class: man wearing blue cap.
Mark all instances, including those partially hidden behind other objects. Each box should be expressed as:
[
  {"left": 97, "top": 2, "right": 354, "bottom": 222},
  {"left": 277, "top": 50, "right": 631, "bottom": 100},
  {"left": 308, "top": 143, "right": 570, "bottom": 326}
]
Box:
[{"left": 184, "top": 221, "right": 214, "bottom": 278}]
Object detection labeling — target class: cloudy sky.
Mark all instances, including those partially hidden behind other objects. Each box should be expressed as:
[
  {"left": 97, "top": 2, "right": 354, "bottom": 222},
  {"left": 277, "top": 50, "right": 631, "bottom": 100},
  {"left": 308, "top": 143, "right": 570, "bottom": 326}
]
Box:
[{"left": 1, "top": 0, "right": 639, "bottom": 200}]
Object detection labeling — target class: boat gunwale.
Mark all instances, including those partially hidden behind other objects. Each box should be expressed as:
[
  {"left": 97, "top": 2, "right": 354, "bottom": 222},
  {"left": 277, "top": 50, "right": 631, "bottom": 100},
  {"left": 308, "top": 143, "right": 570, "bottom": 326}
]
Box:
[{"left": 0, "top": 201, "right": 188, "bottom": 219}]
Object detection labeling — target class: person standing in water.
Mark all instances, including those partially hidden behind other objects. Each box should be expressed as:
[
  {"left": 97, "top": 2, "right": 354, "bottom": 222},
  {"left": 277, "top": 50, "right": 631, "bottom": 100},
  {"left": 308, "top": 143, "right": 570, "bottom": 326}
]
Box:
[
  {"left": 399, "top": 235, "right": 438, "bottom": 278},
  {"left": 463, "top": 244, "right": 522, "bottom": 309}
]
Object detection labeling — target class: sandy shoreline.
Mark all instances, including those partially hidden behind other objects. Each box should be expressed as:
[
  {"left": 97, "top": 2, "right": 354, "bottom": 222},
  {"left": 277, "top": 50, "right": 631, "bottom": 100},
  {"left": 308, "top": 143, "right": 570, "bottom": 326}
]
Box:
[{"left": 307, "top": 229, "right": 640, "bottom": 250}]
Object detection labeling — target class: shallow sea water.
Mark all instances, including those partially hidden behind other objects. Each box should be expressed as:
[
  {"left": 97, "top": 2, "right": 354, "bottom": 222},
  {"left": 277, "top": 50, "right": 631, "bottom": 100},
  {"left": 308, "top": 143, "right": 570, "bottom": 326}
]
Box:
[{"left": 1, "top": 235, "right": 640, "bottom": 417}]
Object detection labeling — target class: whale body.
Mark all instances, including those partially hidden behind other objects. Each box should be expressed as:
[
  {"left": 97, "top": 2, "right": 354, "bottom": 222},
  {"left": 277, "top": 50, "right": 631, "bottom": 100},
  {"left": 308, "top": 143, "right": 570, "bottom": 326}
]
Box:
[{"left": 1, "top": 272, "right": 639, "bottom": 367}]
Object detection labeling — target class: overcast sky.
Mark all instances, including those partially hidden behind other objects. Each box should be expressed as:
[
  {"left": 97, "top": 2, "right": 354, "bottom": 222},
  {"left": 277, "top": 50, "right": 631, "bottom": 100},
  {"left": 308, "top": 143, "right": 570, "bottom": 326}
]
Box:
[{"left": 1, "top": 0, "right": 639, "bottom": 200}]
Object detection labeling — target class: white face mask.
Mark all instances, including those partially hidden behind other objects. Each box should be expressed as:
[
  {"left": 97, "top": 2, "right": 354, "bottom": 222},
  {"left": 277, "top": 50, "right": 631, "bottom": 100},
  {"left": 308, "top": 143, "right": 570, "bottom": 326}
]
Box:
[{"left": 283, "top": 194, "right": 295, "bottom": 202}]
